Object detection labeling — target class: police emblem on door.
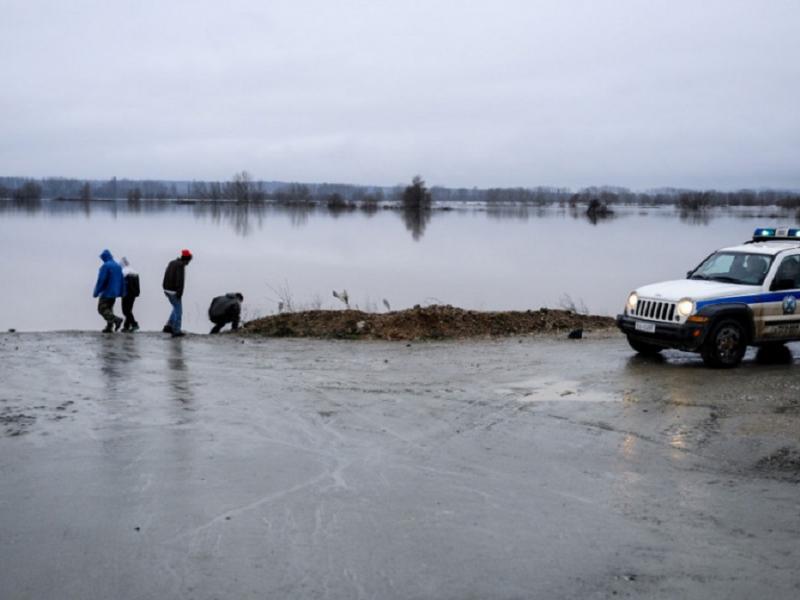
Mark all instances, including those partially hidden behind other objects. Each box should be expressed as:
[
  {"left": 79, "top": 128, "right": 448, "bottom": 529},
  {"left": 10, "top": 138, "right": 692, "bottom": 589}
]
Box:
[{"left": 783, "top": 295, "right": 797, "bottom": 315}]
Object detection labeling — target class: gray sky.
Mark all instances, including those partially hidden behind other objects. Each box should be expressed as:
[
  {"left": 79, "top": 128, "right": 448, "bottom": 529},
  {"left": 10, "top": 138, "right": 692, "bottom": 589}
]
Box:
[{"left": 1, "top": 0, "right": 798, "bottom": 189}]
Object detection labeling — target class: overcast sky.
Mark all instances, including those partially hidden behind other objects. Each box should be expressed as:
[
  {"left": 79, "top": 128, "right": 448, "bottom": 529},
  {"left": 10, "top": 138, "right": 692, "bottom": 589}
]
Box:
[{"left": 1, "top": 0, "right": 798, "bottom": 189}]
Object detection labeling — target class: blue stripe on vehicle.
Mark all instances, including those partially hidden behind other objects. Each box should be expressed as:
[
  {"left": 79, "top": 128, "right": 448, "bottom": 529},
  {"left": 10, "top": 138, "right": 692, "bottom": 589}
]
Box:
[{"left": 696, "top": 293, "right": 790, "bottom": 309}]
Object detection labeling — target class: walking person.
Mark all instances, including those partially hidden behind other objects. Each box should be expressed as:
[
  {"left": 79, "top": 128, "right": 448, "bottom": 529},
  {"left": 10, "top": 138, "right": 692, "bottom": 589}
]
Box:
[
  {"left": 92, "top": 249, "right": 125, "bottom": 333},
  {"left": 120, "top": 257, "right": 140, "bottom": 332},
  {"left": 208, "top": 293, "right": 244, "bottom": 334},
  {"left": 162, "top": 249, "right": 192, "bottom": 337}
]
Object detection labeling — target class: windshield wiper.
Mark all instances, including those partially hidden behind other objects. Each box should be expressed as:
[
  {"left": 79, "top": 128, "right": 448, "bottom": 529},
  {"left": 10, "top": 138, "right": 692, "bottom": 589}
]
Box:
[
  {"left": 690, "top": 274, "right": 709, "bottom": 280},
  {"left": 709, "top": 275, "right": 741, "bottom": 284}
]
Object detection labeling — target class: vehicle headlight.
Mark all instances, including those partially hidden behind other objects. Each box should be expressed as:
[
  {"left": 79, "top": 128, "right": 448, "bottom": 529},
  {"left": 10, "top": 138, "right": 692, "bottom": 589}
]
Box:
[
  {"left": 677, "top": 299, "right": 694, "bottom": 317},
  {"left": 626, "top": 292, "right": 638, "bottom": 312}
]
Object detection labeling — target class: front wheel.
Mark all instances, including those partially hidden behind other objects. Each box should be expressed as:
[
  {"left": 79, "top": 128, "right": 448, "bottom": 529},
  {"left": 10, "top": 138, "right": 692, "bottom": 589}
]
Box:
[
  {"left": 627, "top": 336, "right": 663, "bottom": 356},
  {"left": 701, "top": 319, "right": 747, "bottom": 368}
]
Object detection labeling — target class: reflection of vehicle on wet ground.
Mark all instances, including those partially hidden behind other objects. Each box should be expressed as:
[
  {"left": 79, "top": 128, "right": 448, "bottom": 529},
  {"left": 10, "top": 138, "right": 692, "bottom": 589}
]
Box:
[{"left": 617, "top": 227, "right": 800, "bottom": 367}]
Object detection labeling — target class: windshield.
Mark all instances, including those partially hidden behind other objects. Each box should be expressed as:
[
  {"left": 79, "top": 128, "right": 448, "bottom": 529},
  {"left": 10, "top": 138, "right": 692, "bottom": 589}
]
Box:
[{"left": 689, "top": 252, "right": 773, "bottom": 286}]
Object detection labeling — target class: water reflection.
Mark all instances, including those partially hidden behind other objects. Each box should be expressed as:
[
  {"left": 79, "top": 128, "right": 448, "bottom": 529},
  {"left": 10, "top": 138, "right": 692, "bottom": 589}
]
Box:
[
  {"left": 401, "top": 204, "right": 432, "bottom": 241},
  {"left": 620, "top": 433, "right": 638, "bottom": 460},
  {"left": 486, "top": 204, "right": 536, "bottom": 220},
  {"left": 285, "top": 203, "right": 314, "bottom": 227},
  {"left": 624, "top": 353, "right": 667, "bottom": 367},
  {"left": 2, "top": 199, "right": 798, "bottom": 242},
  {"left": 584, "top": 199, "right": 615, "bottom": 225},
  {"left": 167, "top": 340, "right": 193, "bottom": 407},
  {"left": 198, "top": 201, "right": 265, "bottom": 236},
  {"left": 98, "top": 333, "right": 141, "bottom": 399},
  {"left": 5, "top": 199, "right": 800, "bottom": 332},
  {"left": 99, "top": 334, "right": 123, "bottom": 393},
  {"left": 0, "top": 197, "right": 43, "bottom": 213},
  {"left": 678, "top": 209, "right": 712, "bottom": 226},
  {"left": 585, "top": 209, "right": 616, "bottom": 226}
]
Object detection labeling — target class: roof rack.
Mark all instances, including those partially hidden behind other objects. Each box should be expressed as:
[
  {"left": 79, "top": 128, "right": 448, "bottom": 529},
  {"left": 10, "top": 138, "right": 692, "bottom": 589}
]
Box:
[{"left": 750, "top": 227, "right": 800, "bottom": 242}]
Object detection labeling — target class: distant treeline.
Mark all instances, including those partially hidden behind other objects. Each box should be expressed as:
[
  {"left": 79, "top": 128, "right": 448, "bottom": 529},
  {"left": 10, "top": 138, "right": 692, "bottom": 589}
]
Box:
[{"left": 1, "top": 173, "right": 799, "bottom": 209}]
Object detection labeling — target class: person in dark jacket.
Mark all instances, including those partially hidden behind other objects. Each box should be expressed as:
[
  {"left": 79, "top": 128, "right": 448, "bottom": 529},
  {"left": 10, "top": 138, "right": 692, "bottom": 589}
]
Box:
[
  {"left": 120, "top": 257, "right": 140, "bottom": 332},
  {"left": 92, "top": 249, "right": 125, "bottom": 333},
  {"left": 162, "top": 249, "right": 192, "bottom": 337},
  {"left": 208, "top": 293, "right": 244, "bottom": 334}
]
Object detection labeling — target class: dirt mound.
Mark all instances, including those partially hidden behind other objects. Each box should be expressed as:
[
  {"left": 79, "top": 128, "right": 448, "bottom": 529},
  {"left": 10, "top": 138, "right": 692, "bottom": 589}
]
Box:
[{"left": 242, "top": 305, "right": 616, "bottom": 341}]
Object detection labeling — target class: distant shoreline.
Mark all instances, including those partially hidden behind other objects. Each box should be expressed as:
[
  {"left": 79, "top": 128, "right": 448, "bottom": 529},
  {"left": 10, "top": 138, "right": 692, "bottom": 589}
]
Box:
[
  {"left": 2, "top": 175, "right": 799, "bottom": 211},
  {"left": 3, "top": 196, "right": 800, "bottom": 211}
]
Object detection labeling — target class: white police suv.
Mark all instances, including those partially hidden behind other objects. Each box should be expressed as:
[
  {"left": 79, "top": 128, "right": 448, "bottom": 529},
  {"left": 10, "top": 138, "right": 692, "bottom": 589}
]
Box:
[{"left": 617, "top": 227, "right": 800, "bottom": 367}]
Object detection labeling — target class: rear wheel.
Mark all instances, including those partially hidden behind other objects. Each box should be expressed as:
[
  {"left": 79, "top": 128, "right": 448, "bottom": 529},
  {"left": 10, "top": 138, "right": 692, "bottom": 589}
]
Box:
[
  {"left": 701, "top": 319, "right": 746, "bottom": 368},
  {"left": 627, "top": 336, "right": 663, "bottom": 356}
]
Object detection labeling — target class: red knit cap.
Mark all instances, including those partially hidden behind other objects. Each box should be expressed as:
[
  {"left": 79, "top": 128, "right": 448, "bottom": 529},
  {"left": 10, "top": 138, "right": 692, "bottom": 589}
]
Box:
[{"left": 181, "top": 249, "right": 192, "bottom": 258}]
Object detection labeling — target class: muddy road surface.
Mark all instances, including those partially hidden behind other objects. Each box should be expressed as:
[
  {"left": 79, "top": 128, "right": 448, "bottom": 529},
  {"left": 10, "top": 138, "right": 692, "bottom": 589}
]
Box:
[{"left": 1, "top": 332, "right": 799, "bottom": 599}]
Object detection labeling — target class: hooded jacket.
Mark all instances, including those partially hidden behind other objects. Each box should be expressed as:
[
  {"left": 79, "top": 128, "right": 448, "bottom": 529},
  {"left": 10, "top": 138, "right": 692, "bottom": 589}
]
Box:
[
  {"left": 121, "top": 257, "right": 140, "bottom": 298},
  {"left": 208, "top": 293, "right": 242, "bottom": 322},
  {"left": 93, "top": 250, "right": 126, "bottom": 299}
]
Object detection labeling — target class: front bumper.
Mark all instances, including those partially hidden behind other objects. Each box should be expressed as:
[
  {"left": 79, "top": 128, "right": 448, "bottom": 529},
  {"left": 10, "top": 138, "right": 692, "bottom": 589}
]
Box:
[{"left": 616, "top": 314, "right": 708, "bottom": 352}]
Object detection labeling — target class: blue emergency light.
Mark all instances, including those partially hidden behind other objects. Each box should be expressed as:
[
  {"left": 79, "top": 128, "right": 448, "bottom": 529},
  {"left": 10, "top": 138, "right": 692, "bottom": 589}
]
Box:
[{"left": 752, "top": 227, "right": 800, "bottom": 241}]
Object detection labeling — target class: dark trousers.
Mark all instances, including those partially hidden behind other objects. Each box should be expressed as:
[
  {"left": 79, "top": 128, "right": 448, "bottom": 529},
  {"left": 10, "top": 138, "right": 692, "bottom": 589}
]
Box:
[
  {"left": 97, "top": 297, "right": 117, "bottom": 324},
  {"left": 210, "top": 318, "right": 239, "bottom": 334},
  {"left": 122, "top": 296, "right": 137, "bottom": 330}
]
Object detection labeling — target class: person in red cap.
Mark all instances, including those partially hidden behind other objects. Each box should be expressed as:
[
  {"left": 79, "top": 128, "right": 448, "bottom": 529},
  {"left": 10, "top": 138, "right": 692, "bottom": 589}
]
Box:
[{"left": 162, "top": 249, "right": 193, "bottom": 337}]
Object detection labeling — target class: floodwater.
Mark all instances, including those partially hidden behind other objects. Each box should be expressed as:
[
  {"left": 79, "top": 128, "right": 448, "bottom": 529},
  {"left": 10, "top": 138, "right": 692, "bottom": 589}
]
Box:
[
  {"left": 0, "top": 199, "right": 796, "bottom": 332},
  {"left": 1, "top": 332, "right": 798, "bottom": 598}
]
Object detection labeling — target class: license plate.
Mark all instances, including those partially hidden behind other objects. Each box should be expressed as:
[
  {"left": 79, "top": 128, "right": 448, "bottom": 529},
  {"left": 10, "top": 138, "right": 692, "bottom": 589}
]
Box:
[{"left": 635, "top": 320, "right": 656, "bottom": 333}]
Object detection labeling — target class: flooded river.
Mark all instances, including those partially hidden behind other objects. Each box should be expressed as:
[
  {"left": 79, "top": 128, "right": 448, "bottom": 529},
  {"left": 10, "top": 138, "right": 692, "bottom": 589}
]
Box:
[{"left": 0, "top": 200, "right": 795, "bottom": 332}]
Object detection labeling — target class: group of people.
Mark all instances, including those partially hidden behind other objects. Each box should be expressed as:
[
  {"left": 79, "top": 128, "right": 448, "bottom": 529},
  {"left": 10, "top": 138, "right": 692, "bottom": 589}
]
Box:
[{"left": 92, "top": 249, "right": 244, "bottom": 337}]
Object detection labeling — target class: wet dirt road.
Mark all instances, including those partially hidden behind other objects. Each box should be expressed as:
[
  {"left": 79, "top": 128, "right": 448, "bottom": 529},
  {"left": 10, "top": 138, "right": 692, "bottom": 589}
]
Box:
[{"left": 1, "top": 332, "right": 799, "bottom": 599}]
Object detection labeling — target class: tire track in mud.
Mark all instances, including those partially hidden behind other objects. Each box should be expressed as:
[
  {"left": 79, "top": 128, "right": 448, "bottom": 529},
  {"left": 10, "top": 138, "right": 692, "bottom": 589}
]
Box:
[{"left": 165, "top": 468, "right": 334, "bottom": 545}]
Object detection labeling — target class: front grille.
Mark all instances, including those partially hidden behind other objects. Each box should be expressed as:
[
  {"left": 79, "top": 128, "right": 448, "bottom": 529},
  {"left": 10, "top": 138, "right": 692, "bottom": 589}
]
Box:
[{"left": 634, "top": 298, "right": 677, "bottom": 322}]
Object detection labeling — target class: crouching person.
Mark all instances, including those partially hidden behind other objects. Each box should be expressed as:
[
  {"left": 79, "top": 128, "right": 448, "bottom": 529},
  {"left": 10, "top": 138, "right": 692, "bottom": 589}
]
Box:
[{"left": 209, "top": 293, "right": 244, "bottom": 334}]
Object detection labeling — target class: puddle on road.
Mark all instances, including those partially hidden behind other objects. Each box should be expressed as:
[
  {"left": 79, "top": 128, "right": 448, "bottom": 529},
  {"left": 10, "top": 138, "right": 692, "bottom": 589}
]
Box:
[{"left": 496, "top": 378, "right": 620, "bottom": 403}]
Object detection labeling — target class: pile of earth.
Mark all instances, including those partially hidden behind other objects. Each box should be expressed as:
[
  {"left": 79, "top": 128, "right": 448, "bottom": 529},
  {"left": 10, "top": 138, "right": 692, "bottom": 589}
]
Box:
[{"left": 241, "top": 305, "right": 617, "bottom": 341}]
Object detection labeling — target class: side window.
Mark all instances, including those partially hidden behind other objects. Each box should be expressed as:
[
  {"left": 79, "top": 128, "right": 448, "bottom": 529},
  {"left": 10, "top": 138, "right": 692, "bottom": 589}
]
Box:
[{"left": 773, "top": 255, "right": 800, "bottom": 290}]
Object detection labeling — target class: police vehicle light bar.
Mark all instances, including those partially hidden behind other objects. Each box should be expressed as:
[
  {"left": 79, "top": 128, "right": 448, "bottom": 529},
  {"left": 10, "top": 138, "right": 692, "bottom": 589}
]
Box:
[{"left": 752, "top": 227, "right": 800, "bottom": 241}]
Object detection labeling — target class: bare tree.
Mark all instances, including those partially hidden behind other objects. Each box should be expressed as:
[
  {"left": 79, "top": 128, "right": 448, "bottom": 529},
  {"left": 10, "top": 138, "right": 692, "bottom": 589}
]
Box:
[
  {"left": 229, "top": 171, "right": 253, "bottom": 202},
  {"left": 127, "top": 187, "right": 142, "bottom": 203},
  {"left": 12, "top": 181, "right": 42, "bottom": 202}
]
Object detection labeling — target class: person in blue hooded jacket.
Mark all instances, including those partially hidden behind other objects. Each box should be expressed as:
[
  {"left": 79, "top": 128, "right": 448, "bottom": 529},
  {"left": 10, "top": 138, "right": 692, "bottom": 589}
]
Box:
[{"left": 92, "top": 249, "right": 126, "bottom": 333}]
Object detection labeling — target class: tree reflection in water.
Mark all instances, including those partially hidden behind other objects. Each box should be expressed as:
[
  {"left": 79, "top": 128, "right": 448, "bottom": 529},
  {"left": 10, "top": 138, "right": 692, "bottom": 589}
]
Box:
[
  {"left": 3, "top": 198, "right": 798, "bottom": 243},
  {"left": 401, "top": 204, "right": 431, "bottom": 241}
]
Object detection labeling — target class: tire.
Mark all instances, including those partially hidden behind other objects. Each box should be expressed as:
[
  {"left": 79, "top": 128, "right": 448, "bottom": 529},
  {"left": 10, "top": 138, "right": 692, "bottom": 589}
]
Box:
[
  {"left": 627, "top": 335, "right": 663, "bottom": 356},
  {"left": 701, "top": 319, "right": 747, "bottom": 368}
]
